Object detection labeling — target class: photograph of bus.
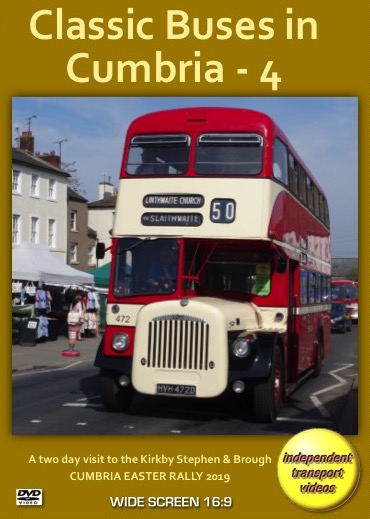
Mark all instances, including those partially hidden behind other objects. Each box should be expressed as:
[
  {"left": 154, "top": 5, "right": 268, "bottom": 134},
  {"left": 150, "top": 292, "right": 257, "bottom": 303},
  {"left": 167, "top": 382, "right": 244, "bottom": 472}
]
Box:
[{"left": 95, "top": 106, "right": 332, "bottom": 423}]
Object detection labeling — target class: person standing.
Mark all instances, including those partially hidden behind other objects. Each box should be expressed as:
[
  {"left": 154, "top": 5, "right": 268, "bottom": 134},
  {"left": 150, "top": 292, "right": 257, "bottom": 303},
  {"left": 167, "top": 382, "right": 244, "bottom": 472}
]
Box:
[
  {"left": 66, "top": 294, "right": 84, "bottom": 352},
  {"left": 85, "top": 289, "right": 100, "bottom": 337}
]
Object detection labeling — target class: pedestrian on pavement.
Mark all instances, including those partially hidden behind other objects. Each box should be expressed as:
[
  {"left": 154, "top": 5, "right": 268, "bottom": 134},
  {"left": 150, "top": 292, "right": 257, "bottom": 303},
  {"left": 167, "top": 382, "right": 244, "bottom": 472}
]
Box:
[{"left": 67, "top": 294, "right": 84, "bottom": 351}]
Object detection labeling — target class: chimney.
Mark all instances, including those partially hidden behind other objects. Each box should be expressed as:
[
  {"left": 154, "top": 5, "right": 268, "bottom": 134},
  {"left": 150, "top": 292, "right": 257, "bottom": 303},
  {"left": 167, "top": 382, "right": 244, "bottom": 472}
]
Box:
[
  {"left": 40, "top": 151, "right": 61, "bottom": 168},
  {"left": 20, "top": 131, "right": 34, "bottom": 154}
]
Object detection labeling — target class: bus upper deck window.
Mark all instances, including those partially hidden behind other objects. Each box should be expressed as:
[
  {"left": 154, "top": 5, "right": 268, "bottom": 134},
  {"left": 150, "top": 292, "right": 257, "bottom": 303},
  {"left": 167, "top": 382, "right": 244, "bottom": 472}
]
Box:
[
  {"left": 126, "top": 134, "right": 190, "bottom": 175},
  {"left": 195, "top": 133, "right": 263, "bottom": 175}
]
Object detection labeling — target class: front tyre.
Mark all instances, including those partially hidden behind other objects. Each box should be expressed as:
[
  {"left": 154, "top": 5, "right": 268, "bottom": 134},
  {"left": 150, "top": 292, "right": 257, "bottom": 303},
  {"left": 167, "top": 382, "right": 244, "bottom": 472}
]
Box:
[
  {"left": 253, "top": 345, "right": 283, "bottom": 423},
  {"left": 99, "top": 369, "right": 134, "bottom": 412}
]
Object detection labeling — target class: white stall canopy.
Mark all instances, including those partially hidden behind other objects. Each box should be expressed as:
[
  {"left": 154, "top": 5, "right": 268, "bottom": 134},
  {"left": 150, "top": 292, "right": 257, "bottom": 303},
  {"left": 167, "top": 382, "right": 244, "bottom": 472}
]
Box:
[{"left": 12, "top": 242, "right": 94, "bottom": 286}]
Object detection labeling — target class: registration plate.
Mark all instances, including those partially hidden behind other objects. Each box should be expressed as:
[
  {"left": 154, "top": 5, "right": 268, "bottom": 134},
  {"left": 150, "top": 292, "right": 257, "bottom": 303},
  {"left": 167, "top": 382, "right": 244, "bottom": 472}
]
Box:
[{"left": 156, "top": 384, "right": 196, "bottom": 396}]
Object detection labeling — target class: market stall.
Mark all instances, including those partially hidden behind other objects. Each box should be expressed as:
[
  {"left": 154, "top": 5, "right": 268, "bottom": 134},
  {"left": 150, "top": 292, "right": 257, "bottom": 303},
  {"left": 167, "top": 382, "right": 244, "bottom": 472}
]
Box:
[{"left": 12, "top": 242, "right": 94, "bottom": 344}]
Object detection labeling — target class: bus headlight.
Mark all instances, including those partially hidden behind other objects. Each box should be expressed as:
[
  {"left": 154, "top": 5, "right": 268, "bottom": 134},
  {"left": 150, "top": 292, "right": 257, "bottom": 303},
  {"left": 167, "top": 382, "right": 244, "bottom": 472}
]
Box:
[
  {"left": 112, "top": 333, "right": 130, "bottom": 352},
  {"left": 232, "top": 336, "right": 255, "bottom": 358}
]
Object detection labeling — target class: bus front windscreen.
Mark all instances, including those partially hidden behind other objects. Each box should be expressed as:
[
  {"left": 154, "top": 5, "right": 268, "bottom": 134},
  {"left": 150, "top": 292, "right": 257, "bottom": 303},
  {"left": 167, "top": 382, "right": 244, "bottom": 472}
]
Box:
[
  {"left": 195, "top": 133, "right": 264, "bottom": 175},
  {"left": 126, "top": 134, "right": 190, "bottom": 175},
  {"left": 113, "top": 238, "right": 179, "bottom": 297},
  {"left": 331, "top": 283, "right": 358, "bottom": 301}
]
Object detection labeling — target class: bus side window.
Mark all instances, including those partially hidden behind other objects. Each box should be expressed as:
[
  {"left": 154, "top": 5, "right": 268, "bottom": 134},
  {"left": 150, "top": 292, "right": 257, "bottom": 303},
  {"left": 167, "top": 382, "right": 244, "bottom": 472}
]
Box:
[
  {"left": 308, "top": 271, "right": 316, "bottom": 304},
  {"left": 300, "top": 269, "right": 308, "bottom": 304},
  {"left": 288, "top": 153, "right": 299, "bottom": 195},
  {"left": 273, "top": 138, "right": 288, "bottom": 185},
  {"left": 313, "top": 185, "right": 320, "bottom": 217},
  {"left": 306, "top": 176, "right": 314, "bottom": 211},
  {"left": 298, "top": 165, "right": 307, "bottom": 204}
]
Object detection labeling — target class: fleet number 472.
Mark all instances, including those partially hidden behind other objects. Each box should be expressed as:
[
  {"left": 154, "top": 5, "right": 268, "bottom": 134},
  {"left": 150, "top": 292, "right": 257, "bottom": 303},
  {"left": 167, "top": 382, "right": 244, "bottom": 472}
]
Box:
[{"left": 115, "top": 315, "right": 131, "bottom": 324}]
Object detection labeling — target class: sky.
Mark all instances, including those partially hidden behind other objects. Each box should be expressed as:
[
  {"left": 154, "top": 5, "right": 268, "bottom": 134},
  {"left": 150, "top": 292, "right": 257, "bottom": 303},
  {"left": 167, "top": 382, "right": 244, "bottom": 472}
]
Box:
[{"left": 12, "top": 97, "right": 358, "bottom": 258}]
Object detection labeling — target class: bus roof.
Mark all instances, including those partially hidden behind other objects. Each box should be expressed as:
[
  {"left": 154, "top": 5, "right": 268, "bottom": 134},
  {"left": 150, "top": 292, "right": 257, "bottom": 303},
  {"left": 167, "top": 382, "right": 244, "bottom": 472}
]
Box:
[
  {"left": 128, "top": 106, "right": 274, "bottom": 133},
  {"left": 125, "top": 106, "right": 326, "bottom": 196}
]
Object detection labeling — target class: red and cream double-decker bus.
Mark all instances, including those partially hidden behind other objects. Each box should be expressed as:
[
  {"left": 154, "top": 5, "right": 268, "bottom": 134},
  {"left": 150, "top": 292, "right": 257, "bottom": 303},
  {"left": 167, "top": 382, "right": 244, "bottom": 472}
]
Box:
[
  {"left": 331, "top": 279, "right": 358, "bottom": 322},
  {"left": 95, "top": 106, "right": 331, "bottom": 423}
]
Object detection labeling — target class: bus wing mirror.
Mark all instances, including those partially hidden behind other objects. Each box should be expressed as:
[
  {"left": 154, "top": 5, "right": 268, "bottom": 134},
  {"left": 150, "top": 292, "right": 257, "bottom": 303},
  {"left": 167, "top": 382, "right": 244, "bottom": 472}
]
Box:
[
  {"left": 276, "top": 257, "right": 287, "bottom": 274},
  {"left": 96, "top": 242, "right": 106, "bottom": 260}
]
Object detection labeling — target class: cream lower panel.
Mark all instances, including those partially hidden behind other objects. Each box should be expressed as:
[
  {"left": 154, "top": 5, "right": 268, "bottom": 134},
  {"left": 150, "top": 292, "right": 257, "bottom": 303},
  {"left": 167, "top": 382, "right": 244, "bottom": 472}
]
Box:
[
  {"left": 106, "top": 303, "right": 144, "bottom": 327},
  {"left": 131, "top": 299, "right": 230, "bottom": 397},
  {"left": 113, "top": 177, "right": 284, "bottom": 238},
  {"left": 294, "top": 304, "right": 331, "bottom": 316},
  {"left": 258, "top": 306, "right": 288, "bottom": 331},
  {"left": 152, "top": 371, "right": 201, "bottom": 384}
]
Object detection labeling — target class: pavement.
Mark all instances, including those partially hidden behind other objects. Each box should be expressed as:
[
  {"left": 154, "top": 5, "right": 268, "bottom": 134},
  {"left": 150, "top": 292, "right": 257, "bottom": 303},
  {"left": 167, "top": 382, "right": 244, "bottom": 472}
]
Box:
[{"left": 12, "top": 333, "right": 101, "bottom": 372}]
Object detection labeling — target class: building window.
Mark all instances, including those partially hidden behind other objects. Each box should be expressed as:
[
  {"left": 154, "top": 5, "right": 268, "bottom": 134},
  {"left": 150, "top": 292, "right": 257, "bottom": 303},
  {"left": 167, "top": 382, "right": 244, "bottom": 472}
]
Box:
[
  {"left": 12, "top": 214, "right": 21, "bottom": 245},
  {"left": 48, "top": 179, "right": 56, "bottom": 200},
  {"left": 12, "top": 170, "right": 21, "bottom": 194},
  {"left": 88, "top": 246, "right": 95, "bottom": 266},
  {"left": 30, "top": 174, "right": 40, "bottom": 197},
  {"left": 30, "top": 216, "right": 39, "bottom": 243},
  {"left": 48, "top": 219, "right": 56, "bottom": 247},
  {"left": 70, "top": 242, "right": 78, "bottom": 263},
  {"left": 71, "top": 210, "right": 77, "bottom": 231}
]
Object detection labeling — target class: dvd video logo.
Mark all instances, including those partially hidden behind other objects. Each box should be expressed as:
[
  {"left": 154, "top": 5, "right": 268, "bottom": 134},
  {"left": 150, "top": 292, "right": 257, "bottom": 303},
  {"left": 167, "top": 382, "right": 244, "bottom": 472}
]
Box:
[{"left": 16, "top": 489, "right": 43, "bottom": 506}]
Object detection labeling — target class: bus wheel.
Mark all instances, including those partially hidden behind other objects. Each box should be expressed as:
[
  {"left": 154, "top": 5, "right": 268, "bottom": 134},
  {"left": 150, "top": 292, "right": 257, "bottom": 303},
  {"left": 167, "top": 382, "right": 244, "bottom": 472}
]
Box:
[
  {"left": 253, "top": 346, "right": 283, "bottom": 423},
  {"left": 99, "top": 369, "right": 133, "bottom": 412}
]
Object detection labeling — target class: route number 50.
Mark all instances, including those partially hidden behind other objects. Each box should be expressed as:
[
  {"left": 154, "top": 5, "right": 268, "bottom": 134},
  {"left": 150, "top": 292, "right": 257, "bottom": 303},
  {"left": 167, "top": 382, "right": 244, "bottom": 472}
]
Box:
[{"left": 210, "top": 199, "right": 236, "bottom": 223}]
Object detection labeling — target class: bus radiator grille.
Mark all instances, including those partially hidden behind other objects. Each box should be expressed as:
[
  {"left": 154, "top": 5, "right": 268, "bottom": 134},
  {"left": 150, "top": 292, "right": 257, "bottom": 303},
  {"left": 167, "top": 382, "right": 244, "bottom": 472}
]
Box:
[{"left": 147, "top": 318, "right": 210, "bottom": 370}]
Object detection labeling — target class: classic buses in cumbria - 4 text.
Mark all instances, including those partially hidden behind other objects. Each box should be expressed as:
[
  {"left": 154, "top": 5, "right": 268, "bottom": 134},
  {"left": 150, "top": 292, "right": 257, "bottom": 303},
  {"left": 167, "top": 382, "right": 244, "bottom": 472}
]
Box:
[{"left": 95, "top": 107, "right": 331, "bottom": 423}]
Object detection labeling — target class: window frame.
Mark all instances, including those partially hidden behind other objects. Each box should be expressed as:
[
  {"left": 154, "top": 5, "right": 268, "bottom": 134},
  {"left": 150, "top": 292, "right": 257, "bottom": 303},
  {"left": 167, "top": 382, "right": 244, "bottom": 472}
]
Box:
[
  {"left": 70, "top": 242, "right": 78, "bottom": 263},
  {"left": 88, "top": 246, "right": 95, "bottom": 267},
  {"left": 70, "top": 210, "right": 77, "bottom": 231},
  {"left": 30, "top": 174, "right": 40, "bottom": 197},
  {"left": 47, "top": 218, "right": 56, "bottom": 248},
  {"left": 30, "top": 216, "right": 40, "bottom": 243},
  {"left": 48, "top": 178, "right": 56, "bottom": 200},
  {"left": 12, "top": 169, "right": 21, "bottom": 194},
  {"left": 12, "top": 214, "right": 21, "bottom": 245}
]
